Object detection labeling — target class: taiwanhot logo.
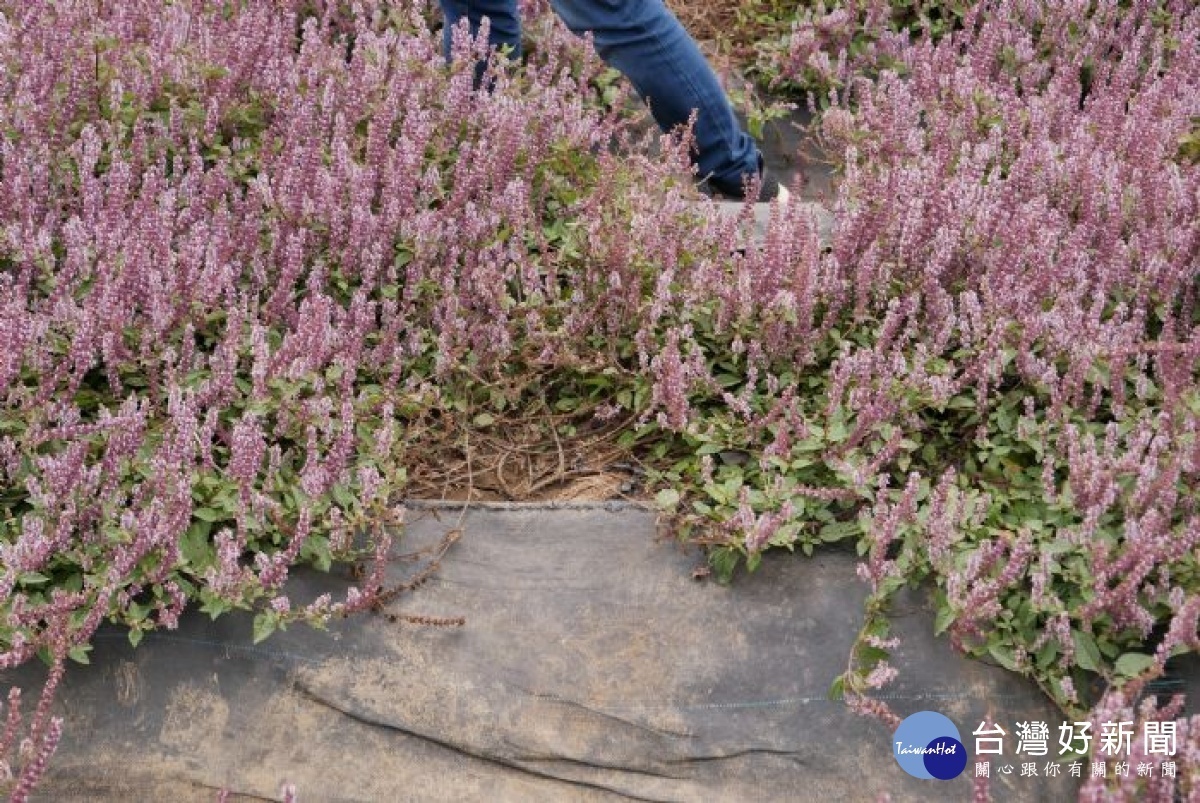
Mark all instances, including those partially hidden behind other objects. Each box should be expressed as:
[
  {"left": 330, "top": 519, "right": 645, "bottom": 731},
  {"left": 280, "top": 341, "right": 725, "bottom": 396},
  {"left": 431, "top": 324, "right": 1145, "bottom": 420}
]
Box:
[{"left": 892, "top": 711, "right": 968, "bottom": 780}]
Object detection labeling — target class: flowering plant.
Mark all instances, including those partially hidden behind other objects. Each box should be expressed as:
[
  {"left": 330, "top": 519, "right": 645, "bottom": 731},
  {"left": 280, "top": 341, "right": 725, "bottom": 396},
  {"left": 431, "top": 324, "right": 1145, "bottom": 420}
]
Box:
[
  {"left": 0, "top": 0, "right": 639, "bottom": 792},
  {"left": 0, "top": 1, "right": 1196, "bottom": 800},
  {"left": 756, "top": 2, "right": 1198, "bottom": 798}
]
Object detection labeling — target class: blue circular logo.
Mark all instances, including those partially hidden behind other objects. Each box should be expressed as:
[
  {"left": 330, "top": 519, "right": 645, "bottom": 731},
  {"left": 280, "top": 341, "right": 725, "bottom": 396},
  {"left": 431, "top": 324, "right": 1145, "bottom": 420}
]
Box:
[{"left": 892, "top": 711, "right": 967, "bottom": 780}]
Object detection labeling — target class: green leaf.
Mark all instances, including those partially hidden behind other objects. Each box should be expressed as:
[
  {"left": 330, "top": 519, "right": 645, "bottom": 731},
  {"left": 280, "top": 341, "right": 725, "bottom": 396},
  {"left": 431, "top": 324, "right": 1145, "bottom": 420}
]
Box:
[
  {"left": 819, "top": 521, "right": 859, "bottom": 542},
  {"left": 199, "top": 594, "right": 231, "bottom": 620},
  {"left": 252, "top": 612, "right": 277, "bottom": 645},
  {"left": 1114, "top": 653, "right": 1156, "bottom": 679},
  {"left": 300, "top": 534, "right": 333, "bottom": 572},
  {"left": 858, "top": 645, "right": 889, "bottom": 664},
  {"left": 128, "top": 628, "right": 145, "bottom": 648},
  {"left": 654, "top": 488, "right": 681, "bottom": 511},
  {"left": 1072, "top": 629, "right": 1102, "bottom": 673},
  {"left": 988, "top": 642, "right": 1020, "bottom": 672},
  {"left": 472, "top": 412, "right": 495, "bottom": 427},
  {"left": 193, "top": 507, "right": 224, "bottom": 522},
  {"left": 933, "top": 605, "right": 956, "bottom": 636},
  {"left": 331, "top": 483, "right": 357, "bottom": 510},
  {"left": 746, "top": 551, "right": 762, "bottom": 573},
  {"left": 180, "top": 520, "right": 214, "bottom": 569},
  {"left": 709, "top": 546, "right": 740, "bottom": 584},
  {"left": 68, "top": 644, "right": 92, "bottom": 665},
  {"left": 715, "top": 373, "right": 742, "bottom": 389}
]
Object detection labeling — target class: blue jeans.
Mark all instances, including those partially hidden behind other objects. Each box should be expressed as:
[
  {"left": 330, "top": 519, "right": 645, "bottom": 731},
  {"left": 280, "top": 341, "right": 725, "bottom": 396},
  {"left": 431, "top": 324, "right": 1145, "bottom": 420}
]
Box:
[{"left": 440, "top": 0, "right": 760, "bottom": 195}]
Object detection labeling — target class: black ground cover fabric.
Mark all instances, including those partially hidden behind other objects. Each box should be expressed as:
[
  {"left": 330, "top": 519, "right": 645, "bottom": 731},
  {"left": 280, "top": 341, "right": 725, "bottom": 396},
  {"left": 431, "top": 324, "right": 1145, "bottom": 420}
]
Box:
[{"left": 5, "top": 504, "right": 1192, "bottom": 801}]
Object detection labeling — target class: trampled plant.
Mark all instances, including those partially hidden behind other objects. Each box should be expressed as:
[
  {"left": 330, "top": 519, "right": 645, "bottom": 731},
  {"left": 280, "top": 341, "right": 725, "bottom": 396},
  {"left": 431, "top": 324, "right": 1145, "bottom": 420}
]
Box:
[{"left": 0, "top": 0, "right": 1196, "bottom": 800}]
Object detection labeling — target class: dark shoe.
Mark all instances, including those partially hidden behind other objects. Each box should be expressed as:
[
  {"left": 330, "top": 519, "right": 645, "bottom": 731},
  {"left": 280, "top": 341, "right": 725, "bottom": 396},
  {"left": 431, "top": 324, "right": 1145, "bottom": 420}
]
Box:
[
  {"left": 698, "top": 160, "right": 790, "bottom": 204},
  {"left": 750, "top": 165, "right": 790, "bottom": 204}
]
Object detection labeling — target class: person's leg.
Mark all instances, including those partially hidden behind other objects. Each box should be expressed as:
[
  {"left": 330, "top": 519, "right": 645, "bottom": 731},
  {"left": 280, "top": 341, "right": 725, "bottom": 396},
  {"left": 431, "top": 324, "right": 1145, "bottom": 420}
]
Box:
[
  {"left": 549, "top": 0, "right": 761, "bottom": 196},
  {"left": 440, "top": 0, "right": 522, "bottom": 60}
]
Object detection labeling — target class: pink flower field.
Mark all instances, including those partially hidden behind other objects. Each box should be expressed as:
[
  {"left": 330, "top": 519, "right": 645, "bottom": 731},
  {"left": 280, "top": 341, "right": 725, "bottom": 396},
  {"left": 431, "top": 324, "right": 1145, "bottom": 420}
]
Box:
[{"left": 0, "top": 0, "right": 1197, "bottom": 799}]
